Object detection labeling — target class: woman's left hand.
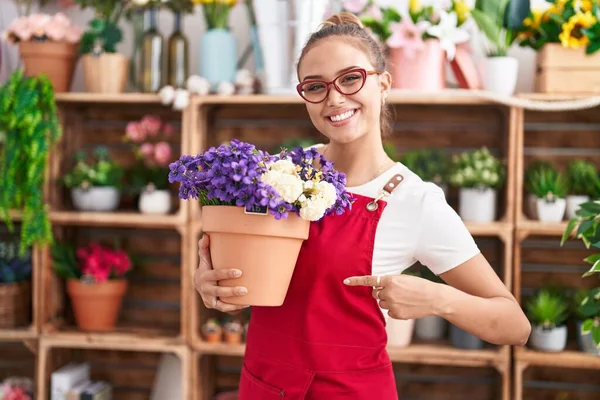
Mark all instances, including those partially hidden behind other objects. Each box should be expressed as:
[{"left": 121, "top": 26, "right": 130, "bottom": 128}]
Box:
[{"left": 343, "top": 274, "right": 444, "bottom": 320}]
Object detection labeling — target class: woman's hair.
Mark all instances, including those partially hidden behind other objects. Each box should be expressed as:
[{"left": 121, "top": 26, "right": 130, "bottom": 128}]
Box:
[{"left": 297, "top": 12, "right": 393, "bottom": 137}]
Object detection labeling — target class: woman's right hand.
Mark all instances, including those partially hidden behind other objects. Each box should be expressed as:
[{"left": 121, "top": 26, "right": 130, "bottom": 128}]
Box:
[{"left": 195, "top": 234, "right": 249, "bottom": 313}]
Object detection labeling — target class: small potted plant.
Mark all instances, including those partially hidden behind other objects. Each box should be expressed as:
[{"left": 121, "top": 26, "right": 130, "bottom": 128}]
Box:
[
  {"left": 0, "top": 376, "right": 34, "bottom": 400},
  {"left": 62, "top": 147, "right": 123, "bottom": 212},
  {"left": 0, "top": 239, "right": 32, "bottom": 329},
  {"left": 572, "top": 288, "right": 600, "bottom": 355},
  {"left": 401, "top": 149, "right": 450, "bottom": 196},
  {"left": 529, "top": 168, "right": 569, "bottom": 222},
  {"left": 448, "top": 147, "right": 505, "bottom": 223},
  {"left": 526, "top": 288, "right": 569, "bottom": 352},
  {"left": 565, "top": 160, "right": 599, "bottom": 219},
  {"left": 124, "top": 115, "right": 174, "bottom": 214},
  {"left": 202, "top": 318, "right": 222, "bottom": 343},
  {"left": 51, "top": 240, "right": 133, "bottom": 332},
  {"left": 524, "top": 160, "right": 558, "bottom": 219},
  {"left": 223, "top": 320, "right": 244, "bottom": 344}
]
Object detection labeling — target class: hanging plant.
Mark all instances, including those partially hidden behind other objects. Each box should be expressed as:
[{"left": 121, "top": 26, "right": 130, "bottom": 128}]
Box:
[{"left": 0, "top": 69, "right": 61, "bottom": 255}]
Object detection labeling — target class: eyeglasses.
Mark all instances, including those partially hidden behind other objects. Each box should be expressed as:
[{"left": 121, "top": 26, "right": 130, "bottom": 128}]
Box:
[{"left": 296, "top": 68, "right": 380, "bottom": 104}]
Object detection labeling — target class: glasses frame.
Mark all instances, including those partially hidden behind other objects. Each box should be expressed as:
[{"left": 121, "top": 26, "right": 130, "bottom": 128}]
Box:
[{"left": 296, "top": 67, "right": 380, "bottom": 104}]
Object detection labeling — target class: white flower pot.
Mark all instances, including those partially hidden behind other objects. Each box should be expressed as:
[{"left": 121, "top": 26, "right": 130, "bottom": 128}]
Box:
[
  {"left": 71, "top": 187, "right": 120, "bottom": 211},
  {"left": 478, "top": 56, "right": 519, "bottom": 96},
  {"left": 385, "top": 317, "right": 415, "bottom": 348},
  {"left": 415, "top": 315, "right": 447, "bottom": 341},
  {"left": 577, "top": 320, "right": 600, "bottom": 355},
  {"left": 459, "top": 188, "right": 497, "bottom": 223},
  {"left": 566, "top": 195, "right": 590, "bottom": 219},
  {"left": 530, "top": 325, "right": 567, "bottom": 352},
  {"left": 527, "top": 194, "right": 538, "bottom": 219},
  {"left": 536, "top": 198, "right": 566, "bottom": 222},
  {"left": 139, "top": 189, "right": 172, "bottom": 215}
]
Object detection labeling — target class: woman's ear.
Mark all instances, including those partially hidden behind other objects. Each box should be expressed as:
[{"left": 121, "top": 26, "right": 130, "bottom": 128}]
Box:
[{"left": 379, "top": 71, "right": 392, "bottom": 99}]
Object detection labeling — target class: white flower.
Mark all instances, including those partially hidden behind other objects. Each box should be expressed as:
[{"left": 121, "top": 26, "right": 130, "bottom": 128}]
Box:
[
  {"left": 270, "top": 158, "right": 297, "bottom": 175},
  {"left": 172, "top": 89, "right": 190, "bottom": 110},
  {"left": 304, "top": 180, "right": 314, "bottom": 190},
  {"left": 217, "top": 81, "right": 236, "bottom": 96},
  {"left": 314, "top": 181, "right": 337, "bottom": 208},
  {"left": 235, "top": 69, "right": 254, "bottom": 86},
  {"left": 426, "top": 10, "right": 469, "bottom": 60},
  {"left": 158, "top": 85, "right": 175, "bottom": 105},
  {"left": 186, "top": 75, "right": 210, "bottom": 95},
  {"left": 260, "top": 170, "right": 304, "bottom": 203},
  {"left": 299, "top": 197, "right": 328, "bottom": 221}
]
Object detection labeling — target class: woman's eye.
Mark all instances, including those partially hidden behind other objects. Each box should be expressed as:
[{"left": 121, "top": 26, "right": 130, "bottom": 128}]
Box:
[{"left": 307, "top": 84, "right": 324, "bottom": 92}]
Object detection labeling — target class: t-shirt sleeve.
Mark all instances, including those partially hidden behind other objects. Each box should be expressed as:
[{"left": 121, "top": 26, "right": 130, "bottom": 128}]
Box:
[{"left": 414, "top": 183, "right": 480, "bottom": 275}]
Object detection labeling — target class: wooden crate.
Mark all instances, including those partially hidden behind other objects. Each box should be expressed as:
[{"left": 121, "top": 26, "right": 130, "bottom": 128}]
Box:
[
  {"left": 37, "top": 337, "right": 191, "bottom": 400},
  {"left": 536, "top": 43, "right": 600, "bottom": 94}
]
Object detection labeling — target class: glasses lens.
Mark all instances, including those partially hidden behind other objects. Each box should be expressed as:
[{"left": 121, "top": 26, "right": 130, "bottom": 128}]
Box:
[
  {"left": 300, "top": 81, "right": 328, "bottom": 103},
  {"left": 336, "top": 71, "right": 365, "bottom": 95}
]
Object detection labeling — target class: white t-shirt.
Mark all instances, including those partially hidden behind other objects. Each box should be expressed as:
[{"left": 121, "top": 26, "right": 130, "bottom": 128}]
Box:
[{"left": 347, "top": 162, "right": 480, "bottom": 277}]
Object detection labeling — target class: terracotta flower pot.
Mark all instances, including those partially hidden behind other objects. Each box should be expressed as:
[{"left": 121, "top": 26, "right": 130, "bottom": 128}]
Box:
[
  {"left": 19, "top": 41, "right": 79, "bottom": 92},
  {"left": 67, "top": 279, "right": 128, "bottom": 332},
  {"left": 201, "top": 205, "right": 310, "bottom": 306},
  {"left": 82, "top": 53, "right": 128, "bottom": 93},
  {"left": 388, "top": 39, "right": 446, "bottom": 90}
]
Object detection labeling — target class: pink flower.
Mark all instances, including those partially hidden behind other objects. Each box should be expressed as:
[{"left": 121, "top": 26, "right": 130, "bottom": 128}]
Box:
[
  {"left": 365, "top": 4, "right": 383, "bottom": 20},
  {"left": 45, "top": 20, "right": 67, "bottom": 42},
  {"left": 140, "top": 115, "right": 162, "bottom": 137},
  {"left": 5, "top": 387, "right": 30, "bottom": 400},
  {"left": 65, "top": 25, "right": 83, "bottom": 43},
  {"left": 126, "top": 122, "right": 145, "bottom": 142},
  {"left": 386, "top": 19, "right": 430, "bottom": 58},
  {"left": 343, "top": 0, "right": 368, "bottom": 13},
  {"left": 8, "top": 18, "right": 32, "bottom": 42},
  {"left": 28, "top": 13, "right": 51, "bottom": 38},
  {"left": 162, "top": 123, "right": 174, "bottom": 137},
  {"left": 140, "top": 143, "right": 154, "bottom": 161},
  {"left": 154, "top": 142, "right": 172, "bottom": 166}
]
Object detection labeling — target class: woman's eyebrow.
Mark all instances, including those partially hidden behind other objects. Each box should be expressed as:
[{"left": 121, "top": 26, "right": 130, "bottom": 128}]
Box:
[{"left": 302, "top": 65, "right": 360, "bottom": 81}]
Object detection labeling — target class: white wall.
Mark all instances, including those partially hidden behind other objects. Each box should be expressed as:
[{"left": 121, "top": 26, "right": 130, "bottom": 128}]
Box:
[{"left": 0, "top": 0, "right": 549, "bottom": 93}]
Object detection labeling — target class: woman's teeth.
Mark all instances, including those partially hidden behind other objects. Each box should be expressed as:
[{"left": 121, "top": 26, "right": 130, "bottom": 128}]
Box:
[{"left": 329, "top": 109, "right": 355, "bottom": 122}]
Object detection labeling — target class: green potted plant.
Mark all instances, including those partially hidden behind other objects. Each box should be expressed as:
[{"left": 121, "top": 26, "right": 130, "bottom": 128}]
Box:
[
  {"left": 572, "top": 288, "right": 600, "bottom": 355},
  {"left": 62, "top": 146, "right": 123, "bottom": 212},
  {"left": 528, "top": 168, "right": 569, "bottom": 222},
  {"left": 565, "top": 160, "right": 599, "bottom": 219},
  {"left": 0, "top": 238, "right": 32, "bottom": 329},
  {"left": 0, "top": 69, "right": 61, "bottom": 255},
  {"left": 448, "top": 147, "right": 505, "bottom": 223},
  {"left": 401, "top": 149, "right": 450, "bottom": 195},
  {"left": 526, "top": 288, "right": 569, "bottom": 352},
  {"left": 524, "top": 159, "right": 558, "bottom": 219}
]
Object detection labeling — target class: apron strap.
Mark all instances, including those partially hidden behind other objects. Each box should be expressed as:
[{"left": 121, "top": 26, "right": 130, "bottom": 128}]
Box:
[{"left": 366, "top": 174, "right": 404, "bottom": 212}]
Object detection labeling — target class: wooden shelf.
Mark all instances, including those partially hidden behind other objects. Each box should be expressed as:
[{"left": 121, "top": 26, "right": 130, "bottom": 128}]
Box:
[
  {"left": 49, "top": 210, "right": 185, "bottom": 228},
  {"left": 0, "top": 327, "right": 38, "bottom": 341},
  {"left": 465, "top": 221, "right": 513, "bottom": 238},
  {"left": 516, "top": 219, "right": 568, "bottom": 238},
  {"left": 40, "top": 330, "right": 185, "bottom": 352},
  {"left": 515, "top": 346, "right": 600, "bottom": 369},
  {"left": 54, "top": 92, "right": 164, "bottom": 104}
]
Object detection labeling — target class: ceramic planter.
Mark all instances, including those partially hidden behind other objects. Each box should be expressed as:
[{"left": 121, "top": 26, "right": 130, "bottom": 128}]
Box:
[
  {"left": 389, "top": 39, "right": 446, "bottom": 90},
  {"left": 67, "top": 279, "right": 128, "bottom": 332},
  {"left": 139, "top": 189, "right": 171, "bottom": 214},
  {"left": 459, "top": 188, "right": 497, "bottom": 223},
  {"left": 199, "top": 28, "right": 237, "bottom": 88},
  {"left": 566, "top": 195, "right": 590, "bottom": 219},
  {"left": 19, "top": 41, "right": 78, "bottom": 92},
  {"left": 450, "top": 324, "right": 483, "bottom": 349},
  {"left": 82, "top": 53, "right": 129, "bottom": 93},
  {"left": 478, "top": 56, "right": 519, "bottom": 96},
  {"left": 71, "top": 187, "right": 120, "bottom": 211},
  {"left": 536, "top": 198, "right": 566, "bottom": 222},
  {"left": 386, "top": 317, "right": 415, "bottom": 347},
  {"left": 415, "top": 315, "right": 446, "bottom": 341},
  {"left": 529, "top": 324, "right": 567, "bottom": 352},
  {"left": 201, "top": 205, "right": 310, "bottom": 306},
  {"left": 576, "top": 320, "right": 600, "bottom": 355}
]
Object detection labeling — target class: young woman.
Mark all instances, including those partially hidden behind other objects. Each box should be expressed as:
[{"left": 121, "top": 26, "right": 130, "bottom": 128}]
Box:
[{"left": 195, "top": 12, "right": 531, "bottom": 400}]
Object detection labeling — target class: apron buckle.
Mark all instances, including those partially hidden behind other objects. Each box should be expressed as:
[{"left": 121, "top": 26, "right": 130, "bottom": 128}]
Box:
[{"left": 366, "top": 173, "right": 404, "bottom": 212}]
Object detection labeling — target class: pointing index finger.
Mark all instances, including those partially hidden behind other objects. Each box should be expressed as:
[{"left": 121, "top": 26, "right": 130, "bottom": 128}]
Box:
[{"left": 343, "top": 275, "right": 384, "bottom": 287}]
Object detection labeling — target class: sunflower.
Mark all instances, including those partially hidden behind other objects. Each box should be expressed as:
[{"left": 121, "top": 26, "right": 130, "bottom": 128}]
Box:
[
  {"left": 524, "top": 9, "right": 544, "bottom": 30},
  {"left": 544, "top": 0, "right": 568, "bottom": 21},
  {"left": 559, "top": 11, "right": 597, "bottom": 48}
]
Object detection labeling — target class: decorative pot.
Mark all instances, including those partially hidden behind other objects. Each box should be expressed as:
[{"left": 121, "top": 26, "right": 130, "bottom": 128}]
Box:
[
  {"left": 67, "top": 279, "right": 128, "bottom": 332},
  {"left": 415, "top": 315, "right": 447, "bottom": 341},
  {"left": 576, "top": 320, "right": 600, "bottom": 355},
  {"left": 450, "top": 324, "right": 483, "bottom": 349},
  {"left": 82, "top": 53, "right": 129, "bottom": 93},
  {"left": 71, "top": 187, "right": 120, "bottom": 211},
  {"left": 199, "top": 28, "right": 237, "bottom": 89},
  {"left": 459, "top": 188, "right": 497, "bottom": 223},
  {"left": 201, "top": 205, "right": 310, "bottom": 306},
  {"left": 529, "top": 324, "right": 567, "bottom": 352},
  {"left": 536, "top": 198, "right": 566, "bottom": 222},
  {"left": 388, "top": 39, "right": 446, "bottom": 90},
  {"left": 139, "top": 189, "right": 171, "bottom": 214},
  {"left": 386, "top": 317, "right": 415, "bottom": 347},
  {"left": 19, "top": 41, "right": 78, "bottom": 92},
  {"left": 478, "top": 56, "right": 519, "bottom": 95},
  {"left": 566, "top": 195, "right": 590, "bottom": 219}
]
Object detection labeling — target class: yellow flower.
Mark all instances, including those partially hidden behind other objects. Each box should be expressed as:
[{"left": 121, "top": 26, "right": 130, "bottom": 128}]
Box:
[
  {"left": 559, "top": 11, "right": 597, "bottom": 48},
  {"left": 409, "top": 0, "right": 421, "bottom": 13},
  {"left": 524, "top": 9, "right": 543, "bottom": 30},
  {"left": 453, "top": 0, "right": 471, "bottom": 25},
  {"left": 192, "top": 0, "right": 214, "bottom": 4}
]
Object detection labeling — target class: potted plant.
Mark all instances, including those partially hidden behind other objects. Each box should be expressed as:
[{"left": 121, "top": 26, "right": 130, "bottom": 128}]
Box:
[
  {"left": 448, "top": 147, "right": 505, "bottom": 223},
  {"left": 400, "top": 149, "right": 450, "bottom": 195},
  {"left": 124, "top": 115, "right": 174, "bottom": 214},
  {"left": 0, "top": 70, "right": 61, "bottom": 255},
  {"left": 74, "top": 0, "right": 130, "bottom": 93},
  {"left": 223, "top": 320, "right": 244, "bottom": 344},
  {"left": 62, "top": 147, "right": 123, "bottom": 212},
  {"left": 571, "top": 288, "right": 600, "bottom": 355},
  {"left": 565, "top": 160, "right": 599, "bottom": 219},
  {"left": 2, "top": 11, "right": 82, "bottom": 92},
  {"left": 169, "top": 139, "right": 353, "bottom": 306},
  {"left": 51, "top": 240, "right": 133, "bottom": 332},
  {"left": 524, "top": 159, "right": 558, "bottom": 219},
  {"left": 526, "top": 288, "right": 569, "bottom": 352},
  {"left": 202, "top": 318, "right": 222, "bottom": 343},
  {"left": 528, "top": 168, "right": 569, "bottom": 222},
  {"left": 0, "top": 239, "right": 32, "bottom": 329},
  {"left": 471, "top": 0, "right": 531, "bottom": 95}
]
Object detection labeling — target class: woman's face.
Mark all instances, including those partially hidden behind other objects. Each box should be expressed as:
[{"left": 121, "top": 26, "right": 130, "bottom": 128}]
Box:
[{"left": 297, "top": 37, "right": 391, "bottom": 145}]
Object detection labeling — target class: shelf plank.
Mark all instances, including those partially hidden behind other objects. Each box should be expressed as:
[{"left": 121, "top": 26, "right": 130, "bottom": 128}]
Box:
[
  {"left": 516, "top": 219, "right": 569, "bottom": 237},
  {"left": 40, "top": 330, "right": 185, "bottom": 351},
  {"left": 50, "top": 210, "right": 185, "bottom": 228},
  {"left": 465, "top": 221, "right": 513, "bottom": 237},
  {"left": 0, "top": 328, "right": 38, "bottom": 341},
  {"left": 515, "top": 347, "right": 600, "bottom": 369},
  {"left": 55, "top": 93, "right": 163, "bottom": 104}
]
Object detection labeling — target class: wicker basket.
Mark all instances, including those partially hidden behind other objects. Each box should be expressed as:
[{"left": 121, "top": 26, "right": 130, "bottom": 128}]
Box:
[{"left": 0, "top": 281, "right": 31, "bottom": 329}]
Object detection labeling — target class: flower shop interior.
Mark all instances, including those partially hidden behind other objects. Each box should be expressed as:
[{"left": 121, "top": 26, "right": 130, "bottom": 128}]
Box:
[{"left": 1, "top": 0, "right": 600, "bottom": 399}]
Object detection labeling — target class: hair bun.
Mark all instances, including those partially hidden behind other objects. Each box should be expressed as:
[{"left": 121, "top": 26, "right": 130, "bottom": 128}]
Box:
[{"left": 321, "top": 12, "right": 364, "bottom": 29}]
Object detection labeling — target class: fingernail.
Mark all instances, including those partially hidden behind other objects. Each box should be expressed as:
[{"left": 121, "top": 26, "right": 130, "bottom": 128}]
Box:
[
  {"left": 239, "top": 287, "right": 248, "bottom": 295},
  {"left": 232, "top": 270, "right": 242, "bottom": 277},
  {"left": 343, "top": 279, "right": 350, "bottom": 285}
]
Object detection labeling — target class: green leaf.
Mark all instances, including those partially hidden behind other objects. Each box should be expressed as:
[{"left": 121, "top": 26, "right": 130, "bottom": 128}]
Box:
[
  {"left": 582, "top": 318, "right": 595, "bottom": 334},
  {"left": 584, "top": 253, "right": 600, "bottom": 265},
  {"left": 476, "top": 0, "right": 510, "bottom": 28},
  {"left": 583, "top": 259, "right": 600, "bottom": 277},
  {"left": 471, "top": 9, "right": 502, "bottom": 48},
  {"left": 504, "top": 0, "right": 531, "bottom": 30},
  {"left": 586, "top": 39, "right": 600, "bottom": 55},
  {"left": 561, "top": 218, "right": 578, "bottom": 245},
  {"left": 593, "top": 326, "right": 600, "bottom": 348},
  {"left": 577, "top": 219, "right": 595, "bottom": 237},
  {"left": 580, "top": 201, "right": 600, "bottom": 214}
]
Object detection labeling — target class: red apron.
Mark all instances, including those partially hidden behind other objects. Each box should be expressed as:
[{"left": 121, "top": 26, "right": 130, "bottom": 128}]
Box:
[{"left": 239, "top": 182, "right": 400, "bottom": 399}]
